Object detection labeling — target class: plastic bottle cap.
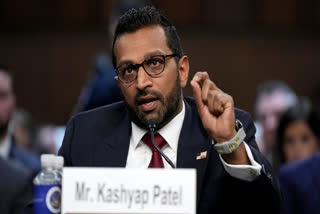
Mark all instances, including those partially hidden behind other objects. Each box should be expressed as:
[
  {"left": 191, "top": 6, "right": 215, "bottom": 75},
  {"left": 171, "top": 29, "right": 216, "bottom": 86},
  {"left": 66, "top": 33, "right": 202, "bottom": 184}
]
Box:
[
  {"left": 53, "top": 156, "right": 64, "bottom": 169},
  {"left": 41, "top": 154, "right": 55, "bottom": 168}
]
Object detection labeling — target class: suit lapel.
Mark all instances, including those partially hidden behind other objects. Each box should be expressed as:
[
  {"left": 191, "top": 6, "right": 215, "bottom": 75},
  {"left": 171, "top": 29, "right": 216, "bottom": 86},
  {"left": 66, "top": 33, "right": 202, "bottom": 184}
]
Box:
[
  {"left": 92, "top": 98, "right": 213, "bottom": 172},
  {"left": 92, "top": 108, "right": 131, "bottom": 167},
  {"left": 177, "top": 98, "right": 213, "bottom": 201}
]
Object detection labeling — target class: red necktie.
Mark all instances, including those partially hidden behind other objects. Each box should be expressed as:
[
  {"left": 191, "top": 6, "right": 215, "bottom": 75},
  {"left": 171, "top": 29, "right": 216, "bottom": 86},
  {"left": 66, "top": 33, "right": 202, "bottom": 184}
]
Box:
[{"left": 142, "top": 133, "right": 167, "bottom": 168}]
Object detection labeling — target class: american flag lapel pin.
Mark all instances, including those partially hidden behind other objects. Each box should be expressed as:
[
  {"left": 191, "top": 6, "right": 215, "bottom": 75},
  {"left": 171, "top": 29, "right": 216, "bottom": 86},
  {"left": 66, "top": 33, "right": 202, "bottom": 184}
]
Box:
[{"left": 196, "top": 151, "right": 207, "bottom": 160}]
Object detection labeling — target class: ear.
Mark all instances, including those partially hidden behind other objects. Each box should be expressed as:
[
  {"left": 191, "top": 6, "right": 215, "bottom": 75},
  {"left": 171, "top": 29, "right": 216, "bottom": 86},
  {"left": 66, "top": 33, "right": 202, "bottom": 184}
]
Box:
[
  {"left": 114, "top": 76, "right": 121, "bottom": 87},
  {"left": 178, "top": 55, "right": 189, "bottom": 88}
]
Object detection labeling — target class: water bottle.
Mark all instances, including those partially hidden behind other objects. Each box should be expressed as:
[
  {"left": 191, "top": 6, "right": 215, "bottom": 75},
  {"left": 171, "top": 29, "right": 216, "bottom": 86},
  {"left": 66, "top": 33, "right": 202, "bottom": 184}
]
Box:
[
  {"left": 52, "top": 156, "right": 64, "bottom": 180},
  {"left": 33, "top": 154, "right": 61, "bottom": 214}
]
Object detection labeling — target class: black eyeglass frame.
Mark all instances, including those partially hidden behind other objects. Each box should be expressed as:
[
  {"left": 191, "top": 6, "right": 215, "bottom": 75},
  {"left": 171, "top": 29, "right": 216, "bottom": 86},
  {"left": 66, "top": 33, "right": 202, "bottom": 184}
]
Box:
[{"left": 115, "top": 53, "right": 178, "bottom": 83}]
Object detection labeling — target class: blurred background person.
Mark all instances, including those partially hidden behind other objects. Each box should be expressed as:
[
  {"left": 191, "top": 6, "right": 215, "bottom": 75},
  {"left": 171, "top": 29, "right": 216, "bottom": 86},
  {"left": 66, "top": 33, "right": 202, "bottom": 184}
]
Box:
[
  {"left": 278, "top": 151, "right": 320, "bottom": 214},
  {"left": 72, "top": 53, "right": 122, "bottom": 113},
  {"left": 34, "top": 124, "right": 65, "bottom": 155},
  {"left": 72, "top": 0, "right": 149, "bottom": 114},
  {"left": 273, "top": 97, "right": 320, "bottom": 172},
  {"left": 0, "top": 64, "right": 40, "bottom": 178},
  {"left": 9, "top": 108, "right": 37, "bottom": 154},
  {"left": 0, "top": 156, "right": 33, "bottom": 214},
  {"left": 254, "top": 80, "right": 297, "bottom": 164}
]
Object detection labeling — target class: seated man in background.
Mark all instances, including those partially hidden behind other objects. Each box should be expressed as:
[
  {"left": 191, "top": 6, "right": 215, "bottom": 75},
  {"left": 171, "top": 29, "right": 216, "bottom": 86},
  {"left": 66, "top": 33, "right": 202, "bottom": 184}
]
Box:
[
  {"left": 254, "top": 80, "right": 297, "bottom": 164},
  {"left": 0, "top": 156, "right": 32, "bottom": 214},
  {"left": 72, "top": 53, "right": 122, "bottom": 113},
  {"left": 0, "top": 65, "right": 40, "bottom": 178},
  {"left": 10, "top": 108, "right": 36, "bottom": 153},
  {"left": 59, "top": 6, "right": 281, "bottom": 214}
]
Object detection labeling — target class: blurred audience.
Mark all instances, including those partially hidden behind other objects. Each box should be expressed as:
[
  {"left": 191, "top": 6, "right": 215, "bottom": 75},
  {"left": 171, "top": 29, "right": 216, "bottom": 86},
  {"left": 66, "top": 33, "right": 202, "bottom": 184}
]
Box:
[
  {"left": 72, "top": 53, "right": 122, "bottom": 113},
  {"left": 72, "top": 0, "right": 149, "bottom": 114},
  {"left": 9, "top": 108, "right": 36, "bottom": 153},
  {"left": 35, "top": 124, "right": 65, "bottom": 155},
  {"left": 8, "top": 107, "right": 65, "bottom": 156},
  {"left": 254, "top": 80, "right": 297, "bottom": 164},
  {"left": 0, "top": 64, "right": 40, "bottom": 178},
  {"left": 278, "top": 151, "right": 320, "bottom": 214},
  {"left": 0, "top": 156, "right": 33, "bottom": 214},
  {"left": 273, "top": 97, "right": 320, "bottom": 171}
]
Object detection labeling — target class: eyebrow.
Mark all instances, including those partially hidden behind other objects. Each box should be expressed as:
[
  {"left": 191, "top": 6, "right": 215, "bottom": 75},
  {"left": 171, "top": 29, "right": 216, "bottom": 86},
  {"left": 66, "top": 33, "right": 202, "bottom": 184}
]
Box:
[
  {"left": 144, "top": 50, "right": 165, "bottom": 59},
  {"left": 117, "top": 50, "right": 166, "bottom": 68}
]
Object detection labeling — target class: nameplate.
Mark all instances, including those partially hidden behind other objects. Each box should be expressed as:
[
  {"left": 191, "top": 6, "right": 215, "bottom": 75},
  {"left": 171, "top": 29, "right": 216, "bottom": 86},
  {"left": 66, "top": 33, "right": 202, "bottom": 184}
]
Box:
[{"left": 62, "top": 167, "right": 196, "bottom": 214}]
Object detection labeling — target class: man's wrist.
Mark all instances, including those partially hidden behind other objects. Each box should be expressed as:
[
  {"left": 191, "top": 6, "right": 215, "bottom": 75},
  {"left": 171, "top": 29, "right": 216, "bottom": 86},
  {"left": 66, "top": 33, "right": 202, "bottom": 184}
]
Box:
[{"left": 213, "top": 120, "right": 246, "bottom": 154}]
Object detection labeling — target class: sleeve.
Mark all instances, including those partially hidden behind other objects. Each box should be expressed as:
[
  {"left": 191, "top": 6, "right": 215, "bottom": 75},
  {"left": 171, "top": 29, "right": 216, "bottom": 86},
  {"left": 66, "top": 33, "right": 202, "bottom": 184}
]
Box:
[
  {"left": 222, "top": 109, "right": 282, "bottom": 212},
  {"left": 219, "top": 142, "right": 261, "bottom": 181},
  {"left": 240, "top": 110, "right": 280, "bottom": 189},
  {"left": 217, "top": 109, "right": 266, "bottom": 181}
]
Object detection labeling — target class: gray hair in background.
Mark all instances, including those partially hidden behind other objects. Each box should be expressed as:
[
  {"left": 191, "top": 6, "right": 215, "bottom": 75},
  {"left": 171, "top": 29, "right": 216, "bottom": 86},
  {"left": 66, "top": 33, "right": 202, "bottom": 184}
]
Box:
[{"left": 255, "top": 80, "right": 298, "bottom": 118}]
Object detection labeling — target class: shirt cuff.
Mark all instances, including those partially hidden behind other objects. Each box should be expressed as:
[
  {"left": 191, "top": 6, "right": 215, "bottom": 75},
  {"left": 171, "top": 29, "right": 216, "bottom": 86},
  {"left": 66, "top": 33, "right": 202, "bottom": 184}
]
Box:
[{"left": 218, "top": 142, "right": 261, "bottom": 181}]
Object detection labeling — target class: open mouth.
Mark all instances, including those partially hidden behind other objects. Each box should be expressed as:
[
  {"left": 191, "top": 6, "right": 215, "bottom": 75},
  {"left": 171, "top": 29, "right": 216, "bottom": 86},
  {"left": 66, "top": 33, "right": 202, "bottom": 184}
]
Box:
[{"left": 137, "top": 95, "right": 159, "bottom": 112}]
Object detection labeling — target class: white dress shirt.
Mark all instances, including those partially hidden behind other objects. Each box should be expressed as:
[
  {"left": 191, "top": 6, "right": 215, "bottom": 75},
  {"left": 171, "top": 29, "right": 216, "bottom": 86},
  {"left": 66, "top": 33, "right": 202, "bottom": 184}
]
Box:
[
  {"left": 0, "top": 133, "right": 11, "bottom": 159},
  {"left": 126, "top": 101, "right": 261, "bottom": 181}
]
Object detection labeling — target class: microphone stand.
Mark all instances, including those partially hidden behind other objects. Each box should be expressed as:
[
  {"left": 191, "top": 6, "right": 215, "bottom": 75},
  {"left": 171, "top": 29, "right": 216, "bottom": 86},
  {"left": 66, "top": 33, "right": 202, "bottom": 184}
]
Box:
[{"left": 148, "top": 122, "right": 175, "bottom": 168}]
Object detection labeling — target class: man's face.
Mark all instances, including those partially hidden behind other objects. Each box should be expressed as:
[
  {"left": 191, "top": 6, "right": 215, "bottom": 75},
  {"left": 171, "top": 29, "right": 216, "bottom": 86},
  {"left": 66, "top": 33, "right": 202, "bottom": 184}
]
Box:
[
  {"left": 256, "top": 91, "right": 291, "bottom": 150},
  {"left": 0, "top": 72, "right": 15, "bottom": 131},
  {"left": 113, "top": 25, "right": 189, "bottom": 130}
]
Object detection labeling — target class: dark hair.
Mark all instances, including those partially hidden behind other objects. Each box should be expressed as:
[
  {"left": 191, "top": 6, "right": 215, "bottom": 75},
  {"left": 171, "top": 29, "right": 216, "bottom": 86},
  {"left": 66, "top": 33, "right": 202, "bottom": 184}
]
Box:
[
  {"left": 0, "top": 64, "right": 13, "bottom": 80},
  {"left": 274, "top": 97, "right": 320, "bottom": 167},
  {"left": 0, "top": 64, "right": 8, "bottom": 71},
  {"left": 111, "top": 6, "right": 184, "bottom": 68}
]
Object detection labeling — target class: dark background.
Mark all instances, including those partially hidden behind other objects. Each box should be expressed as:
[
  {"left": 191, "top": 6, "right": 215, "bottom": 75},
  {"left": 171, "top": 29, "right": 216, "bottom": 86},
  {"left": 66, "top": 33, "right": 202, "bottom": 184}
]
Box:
[{"left": 1, "top": 0, "right": 319, "bottom": 125}]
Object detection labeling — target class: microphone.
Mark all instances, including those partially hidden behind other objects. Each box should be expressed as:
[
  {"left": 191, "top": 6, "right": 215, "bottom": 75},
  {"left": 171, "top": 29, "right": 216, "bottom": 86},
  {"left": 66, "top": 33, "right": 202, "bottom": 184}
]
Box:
[{"left": 148, "top": 120, "right": 176, "bottom": 168}]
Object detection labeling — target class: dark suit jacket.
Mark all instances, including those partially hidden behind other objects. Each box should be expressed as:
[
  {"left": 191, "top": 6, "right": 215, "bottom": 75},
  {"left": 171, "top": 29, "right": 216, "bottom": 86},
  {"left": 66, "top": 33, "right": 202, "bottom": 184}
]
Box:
[
  {"left": 59, "top": 96, "right": 281, "bottom": 214},
  {"left": 278, "top": 152, "right": 320, "bottom": 214},
  {"left": 0, "top": 157, "right": 33, "bottom": 214}
]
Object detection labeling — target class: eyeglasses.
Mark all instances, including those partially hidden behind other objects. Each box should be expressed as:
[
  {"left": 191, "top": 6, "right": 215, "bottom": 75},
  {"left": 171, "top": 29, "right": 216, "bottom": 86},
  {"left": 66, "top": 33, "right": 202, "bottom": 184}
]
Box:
[{"left": 115, "top": 54, "right": 177, "bottom": 83}]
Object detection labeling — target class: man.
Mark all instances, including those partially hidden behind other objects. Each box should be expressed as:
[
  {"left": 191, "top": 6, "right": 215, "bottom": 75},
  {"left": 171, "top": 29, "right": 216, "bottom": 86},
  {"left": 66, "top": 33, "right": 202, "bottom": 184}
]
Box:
[
  {"left": 0, "top": 65, "right": 40, "bottom": 177},
  {"left": 0, "top": 156, "right": 33, "bottom": 214},
  {"left": 59, "top": 6, "right": 281, "bottom": 213},
  {"left": 73, "top": 53, "right": 122, "bottom": 113},
  {"left": 255, "top": 80, "right": 297, "bottom": 163}
]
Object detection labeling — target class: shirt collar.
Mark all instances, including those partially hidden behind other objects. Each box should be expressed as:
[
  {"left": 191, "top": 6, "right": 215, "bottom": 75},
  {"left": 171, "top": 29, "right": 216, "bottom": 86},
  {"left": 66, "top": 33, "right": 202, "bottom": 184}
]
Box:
[
  {"left": 131, "top": 101, "right": 186, "bottom": 152},
  {"left": 0, "top": 133, "right": 11, "bottom": 159}
]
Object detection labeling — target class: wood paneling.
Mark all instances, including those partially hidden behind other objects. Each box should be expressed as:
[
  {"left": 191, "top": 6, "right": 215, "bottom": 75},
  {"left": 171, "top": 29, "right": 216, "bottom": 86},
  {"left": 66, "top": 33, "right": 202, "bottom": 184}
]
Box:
[{"left": 0, "top": 0, "right": 319, "bottom": 124}]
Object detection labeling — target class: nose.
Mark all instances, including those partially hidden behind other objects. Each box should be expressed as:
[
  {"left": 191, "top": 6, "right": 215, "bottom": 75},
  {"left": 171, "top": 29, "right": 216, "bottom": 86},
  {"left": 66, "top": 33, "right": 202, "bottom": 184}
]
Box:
[
  {"left": 135, "top": 66, "right": 152, "bottom": 90},
  {"left": 265, "top": 115, "right": 277, "bottom": 133},
  {"left": 291, "top": 142, "right": 303, "bottom": 161}
]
